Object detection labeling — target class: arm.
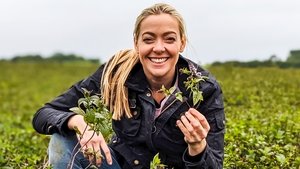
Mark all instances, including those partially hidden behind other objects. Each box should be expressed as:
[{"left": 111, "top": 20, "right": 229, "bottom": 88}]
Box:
[
  {"left": 178, "top": 79, "right": 225, "bottom": 169},
  {"left": 32, "top": 65, "right": 113, "bottom": 166},
  {"left": 32, "top": 65, "right": 104, "bottom": 136}
]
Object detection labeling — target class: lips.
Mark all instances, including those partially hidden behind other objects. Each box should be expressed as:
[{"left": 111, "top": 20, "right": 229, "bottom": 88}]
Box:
[{"left": 149, "top": 57, "right": 168, "bottom": 63}]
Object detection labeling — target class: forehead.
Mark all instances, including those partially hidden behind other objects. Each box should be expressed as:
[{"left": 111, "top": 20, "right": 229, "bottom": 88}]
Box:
[{"left": 139, "top": 13, "right": 180, "bottom": 36}]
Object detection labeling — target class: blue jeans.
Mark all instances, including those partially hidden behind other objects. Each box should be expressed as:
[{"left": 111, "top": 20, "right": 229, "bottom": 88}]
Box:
[{"left": 48, "top": 133, "right": 121, "bottom": 169}]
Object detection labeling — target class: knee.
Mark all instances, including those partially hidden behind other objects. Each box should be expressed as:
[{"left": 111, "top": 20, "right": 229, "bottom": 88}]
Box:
[{"left": 48, "top": 133, "right": 77, "bottom": 166}]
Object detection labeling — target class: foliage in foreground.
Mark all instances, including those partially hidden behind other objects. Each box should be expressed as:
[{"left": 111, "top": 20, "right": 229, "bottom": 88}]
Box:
[
  {"left": 0, "top": 62, "right": 299, "bottom": 168},
  {"left": 0, "top": 62, "right": 99, "bottom": 168},
  {"left": 209, "top": 66, "right": 300, "bottom": 168}
]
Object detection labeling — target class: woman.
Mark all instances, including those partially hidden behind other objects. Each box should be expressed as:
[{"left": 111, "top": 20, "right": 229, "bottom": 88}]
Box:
[{"left": 33, "top": 3, "right": 225, "bottom": 169}]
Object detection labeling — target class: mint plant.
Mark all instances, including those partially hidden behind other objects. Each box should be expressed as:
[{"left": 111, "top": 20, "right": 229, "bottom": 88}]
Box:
[
  {"left": 151, "top": 67, "right": 208, "bottom": 169},
  {"left": 67, "top": 88, "right": 113, "bottom": 169},
  {"left": 69, "top": 88, "right": 113, "bottom": 140},
  {"left": 150, "top": 153, "right": 166, "bottom": 169},
  {"left": 161, "top": 67, "right": 208, "bottom": 108}
]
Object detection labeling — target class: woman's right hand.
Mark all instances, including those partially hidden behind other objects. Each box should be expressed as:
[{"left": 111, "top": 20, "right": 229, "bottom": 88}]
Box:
[{"left": 68, "top": 115, "right": 113, "bottom": 167}]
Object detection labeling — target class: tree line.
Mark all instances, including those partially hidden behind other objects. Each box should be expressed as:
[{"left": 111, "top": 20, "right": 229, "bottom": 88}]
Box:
[
  {"left": 0, "top": 52, "right": 100, "bottom": 64},
  {"left": 1, "top": 49, "right": 300, "bottom": 68},
  {"left": 211, "top": 49, "right": 300, "bottom": 68}
]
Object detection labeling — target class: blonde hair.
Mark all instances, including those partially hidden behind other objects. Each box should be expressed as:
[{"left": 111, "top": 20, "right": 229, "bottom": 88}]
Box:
[{"left": 101, "top": 3, "right": 187, "bottom": 120}]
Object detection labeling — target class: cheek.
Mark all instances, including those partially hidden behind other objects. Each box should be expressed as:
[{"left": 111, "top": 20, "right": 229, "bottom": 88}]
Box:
[
  {"left": 165, "top": 42, "right": 181, "bottom": 50},
  {"left": 137, "top": 45, "right": 152, "bottom": 57},
  {"left": 138, "top": 53, "right": 148, "bottom": 66}
]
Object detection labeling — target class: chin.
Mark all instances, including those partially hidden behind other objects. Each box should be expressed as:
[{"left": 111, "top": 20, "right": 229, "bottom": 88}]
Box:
[{"left": 151, "top": 72, "right": 166, "bottom": 78}]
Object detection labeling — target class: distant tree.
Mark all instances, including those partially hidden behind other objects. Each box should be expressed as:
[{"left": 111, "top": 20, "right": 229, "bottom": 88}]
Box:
[
  {"left": 11, "top": 54, "right": 43, "bottom": 62},
  {"left": 268, "top": 54, "right": 281, "bottom": 62},
  {"left": 88, "top": 59, "right": 100, "bottom": 64},
  {"left": 286, "top": 50, "right": 300, "bottom": 63},
  {"left": 211, "top": 61, "right": 222, "bottom": 66},
  {"left": 47, "top": 53, "right": 84, "bottom": 62}
]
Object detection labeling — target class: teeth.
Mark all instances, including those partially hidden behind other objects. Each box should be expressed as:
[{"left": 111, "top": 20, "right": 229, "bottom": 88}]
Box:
[{"left": 150, "top": 58, "right": 167, "bottom": 63}]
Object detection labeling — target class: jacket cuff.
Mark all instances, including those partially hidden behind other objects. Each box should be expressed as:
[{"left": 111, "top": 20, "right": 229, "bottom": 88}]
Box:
[
  {"left": 48, "top": 112, "right": 77, "bottom": 136},
  {"left": 182, "top": 144, "right": 209, "bottom": 166},
  {"left": 60, "top": 113, "right": 77, "bottom": 136}
]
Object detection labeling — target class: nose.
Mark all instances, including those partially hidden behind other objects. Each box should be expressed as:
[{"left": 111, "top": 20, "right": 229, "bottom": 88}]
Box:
[{"left": 153, "top": 40, "right": 165, "bottom": 53}]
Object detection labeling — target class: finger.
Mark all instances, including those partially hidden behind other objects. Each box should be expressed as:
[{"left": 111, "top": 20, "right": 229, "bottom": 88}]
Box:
[
  {"left": 181, "top": 111, "right": 207, "bottom": 141},
  {"left": 176, "top": 120, "right": 192, "bottom": 140},
  {"left": 181, "top": 113, "right": 202, "bottom": 139},
  {"left": 84, "top": 147, "right": 93, "bottom": 155},
  {"left": 92, "top": 144, "right": 102, "bottom": 167},
  {"left": 184, "top": 111, "right": 202, "bottom": 130},
  {"left": 188, "top": 109, "right": 210, "bottom": 139},
  {"left": 81, "top": 145, "right": 88, "bottom": 158},
  {"left": 184, "top": 111, "right": 206, "bottom": 139},
  {"left": 95, "top": 150, "right": 102, "bottom": 166},
  {"left": 100, "top": 139, "right": 112, "bottom": 165},
  {"left": 180, "top": 114, "right": 193, "bottom": 131},
  {"left": 189, "top": 108, "right": 210, "bottom": 131},
  {"left": 177, "top": 119, "right": 202, "bottom": 143},
  {"left": 84, "top": 146, "right": 95, "bottom": 164},
  {"left": 177, "top": 119, "right": 204, "bottom": 144}
]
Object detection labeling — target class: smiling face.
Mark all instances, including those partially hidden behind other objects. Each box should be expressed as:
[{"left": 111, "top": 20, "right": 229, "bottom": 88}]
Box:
[{"left": 135, "top": 13, "right": 186, "bottom": 84}]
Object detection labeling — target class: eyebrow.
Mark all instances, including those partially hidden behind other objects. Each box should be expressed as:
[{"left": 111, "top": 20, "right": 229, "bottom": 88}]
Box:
[{"left": 142, "top": 31, "right": 177, "bottom": 37}]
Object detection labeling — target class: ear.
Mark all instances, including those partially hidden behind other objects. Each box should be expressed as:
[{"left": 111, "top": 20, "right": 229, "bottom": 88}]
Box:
[
  {"left": 180, "top": 37, "right": 186, "bottom": 53},
  {"left": 134, "top": 36, "right": 139, "bottom": 52}
]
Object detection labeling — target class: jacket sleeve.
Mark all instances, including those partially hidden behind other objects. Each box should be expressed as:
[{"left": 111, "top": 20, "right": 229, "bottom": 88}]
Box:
[
  {"left": 182, "top": 76, "right": 225, "bottom": 169},
  {"left": 32, "top": 65, "right": 104, "bottom": 136}
]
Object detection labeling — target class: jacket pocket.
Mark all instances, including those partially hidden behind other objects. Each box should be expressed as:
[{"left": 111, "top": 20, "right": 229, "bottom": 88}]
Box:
[
  {"left": 208, "top": 113, "right": 225, "bottom": 132},
  {"left": 207, "top": 113, "right": 225, "bottom": 150}
]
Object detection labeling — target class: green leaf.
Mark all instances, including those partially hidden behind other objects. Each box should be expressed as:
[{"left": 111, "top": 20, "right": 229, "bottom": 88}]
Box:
[
  {"left": 175, "top": 92, "right": 183, "bottom": 102},
  {"left": 81, "top": 87, "right": 91, "bottom": 97},
  {"left": 168, "top": 86, "right": 176, "bottom": 94},
  {"left": 84, "top": 111, "right": 95, "bottom": 124},
  {"left": 160, "top": 85, "right": 176, "bottom": 96},
  {"left": 192, "top": 90, "right": 203, "bottom": 106},
  {"left": 69, "top": 107, "right": 85, "bottom": 115},
  {"left": 95, "top": 112, "right": 105, "bottom": 120},
  {"left": 160, "top": 85, "right": 169, "bottom": 96},
  {"left": 150, "top": 153, "right": 166, "bottom": 169},
  {"left": 179, "top": 67, "right": 191, "bottom": 75},
  {"left": 73, "top": 126, "right": 82, "bottom": 137},
  {"left": 78, "top": 98, "right": 88, "bottom": 108},
  {"left": 90, "top": 95, "right": 100, "bottom": 102},
  {"left": 276, "top": 154, "right": 286, "bottom": 164},
  {"left": 192, "top": 77, "right": 201, "bottom": 83}
]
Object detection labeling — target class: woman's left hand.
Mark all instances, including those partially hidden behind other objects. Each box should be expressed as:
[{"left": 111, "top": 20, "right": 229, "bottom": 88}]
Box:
[{"left": 176, "top": 108, "right": 210, "bottom": 156}]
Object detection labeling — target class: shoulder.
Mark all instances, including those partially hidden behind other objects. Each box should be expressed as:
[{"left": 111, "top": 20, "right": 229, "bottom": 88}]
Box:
[{"left": 90, "top": 63, "right": 107, "bottom": 81}]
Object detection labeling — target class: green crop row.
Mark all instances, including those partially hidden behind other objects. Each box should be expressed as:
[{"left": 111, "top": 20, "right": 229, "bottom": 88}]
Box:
[
  {"left": 209, "top": 66, "right": 300, "bottom": 168},
  {"left": 0, "top": 62, "right": 299, "bottom": 168}
]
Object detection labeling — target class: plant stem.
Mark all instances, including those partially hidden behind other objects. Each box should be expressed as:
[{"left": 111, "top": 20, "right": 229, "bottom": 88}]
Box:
[{"left": 67, "top": 125, "right": 95, "bottom": 169}]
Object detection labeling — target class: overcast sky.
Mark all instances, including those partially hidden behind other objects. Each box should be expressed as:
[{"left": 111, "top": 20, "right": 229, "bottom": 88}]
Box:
[{"left": 1, "top": 0, "right": 300, "bottom": 64}]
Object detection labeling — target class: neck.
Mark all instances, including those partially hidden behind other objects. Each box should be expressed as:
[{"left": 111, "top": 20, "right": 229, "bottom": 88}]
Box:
[
  {"left": 146, "top": 68, "right": 177, "bottom": 92},
  {"left": 148, "top": 74, "right": 175, "bottom": 92},
  {"left": 150, "top": 80, "right": 171, "bottom": 92}
]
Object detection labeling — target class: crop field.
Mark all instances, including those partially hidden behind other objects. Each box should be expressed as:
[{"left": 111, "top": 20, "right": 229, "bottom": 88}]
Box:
[{"left": 0, "top": 62, "right": 299, "bottom": 168}]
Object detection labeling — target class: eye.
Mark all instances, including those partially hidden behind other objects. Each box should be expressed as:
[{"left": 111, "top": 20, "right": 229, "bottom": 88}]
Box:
[
  {"left": 142, "top": 37, "right": 154, "bottom": 44},
  {"left": 165, "top": 37, "right": 176, "bottom": 43}
]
